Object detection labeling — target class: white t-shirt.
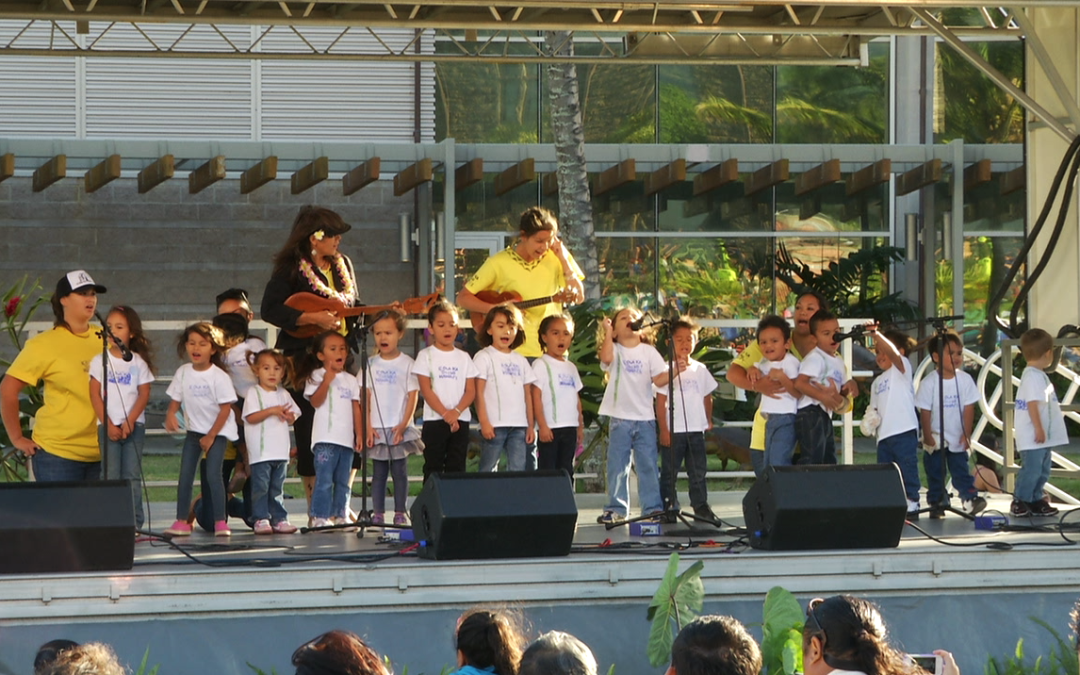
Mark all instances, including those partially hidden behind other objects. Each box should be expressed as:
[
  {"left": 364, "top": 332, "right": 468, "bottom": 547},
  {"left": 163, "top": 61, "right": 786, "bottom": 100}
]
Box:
[
  {"left": 223, "top": 337, "right": 267, "bottom": 398},
  {"left": 474, "top": 346, "right": 537, "bottom": 427},
  {"left": 653, "top": 358, "right": 718, "bottom": 433},
  {"left": 532, "top": 354, "right": 583, "bottom": 430},
  {"left": 242, "top": 385, "right": 302, "bottom": 464},
  {"left": 304, "top": 368, "right": 361, "bottom": 448},
  {"left": 915, "top": 370, "right": 979, "bottom": 453},
  {"left": 415, "top": 346, "right": 480, "bottom": 422},
  {"left": 1015, "top": 366, "right": 1069, "bottom": 450},
  {"left": 756, "top": 354, "right": 800, "bottom": 415},
  {"left": 165, "top": 363, "right": 239, "bottom": 440},
  {"left": 89, "top": 352, "right": 155, "bottom": 426},
  {"left": 366, "top": 353, "right": 418, "bottom": 429},
  {"left": 797, "top": 347, "right": 848, "bottom": 412},
  {"left": 870, "top": 356, "right": 918, "bottom": 440},
  {"left": 599, "top": 342, "right": 667, "bottom": 421}
]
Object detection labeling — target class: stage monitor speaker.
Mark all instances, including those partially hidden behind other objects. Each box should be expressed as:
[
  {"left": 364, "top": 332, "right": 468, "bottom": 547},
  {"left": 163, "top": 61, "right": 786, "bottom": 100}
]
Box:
[
  {"left": 742, "top": 464, "right": 907, "bottom": 551},
  {"left": 411, "top": 471, "right": 577, "bottom": 560},
  {"left": 0, "top": 480, "right": 135, "bottom": 574}
]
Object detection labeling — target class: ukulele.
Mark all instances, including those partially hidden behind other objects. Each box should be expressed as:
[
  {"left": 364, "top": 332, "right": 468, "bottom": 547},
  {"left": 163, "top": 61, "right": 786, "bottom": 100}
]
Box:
[
  {"left": 469, "top": 289, "right": 575, "bottom": 333},
  {"left": 283, "top": 291, "right": 440, "bottom": 339}
]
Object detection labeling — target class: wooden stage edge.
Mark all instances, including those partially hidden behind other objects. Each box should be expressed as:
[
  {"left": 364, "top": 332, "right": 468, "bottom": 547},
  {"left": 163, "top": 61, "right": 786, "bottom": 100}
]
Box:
[{"left": 2, "top": 491, "right": 1078, "bottom": 624}]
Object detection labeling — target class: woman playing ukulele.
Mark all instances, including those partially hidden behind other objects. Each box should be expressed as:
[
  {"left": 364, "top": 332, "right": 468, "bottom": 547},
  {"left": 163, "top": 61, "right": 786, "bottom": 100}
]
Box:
[{"left": 456, "top": 206, "right": 585, "bottom": 360}]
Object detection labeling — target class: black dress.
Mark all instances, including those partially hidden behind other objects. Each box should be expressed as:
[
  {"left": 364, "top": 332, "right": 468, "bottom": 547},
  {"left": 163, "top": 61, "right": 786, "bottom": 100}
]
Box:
[{"left": 261, "top": 255, "right": 360, "bottom": 476}]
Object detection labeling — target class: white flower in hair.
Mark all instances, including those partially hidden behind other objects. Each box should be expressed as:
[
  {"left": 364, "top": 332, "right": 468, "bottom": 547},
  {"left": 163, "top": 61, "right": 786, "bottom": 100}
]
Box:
[{"left": 313, "top": 230, "right": 325, "bottom": 241}]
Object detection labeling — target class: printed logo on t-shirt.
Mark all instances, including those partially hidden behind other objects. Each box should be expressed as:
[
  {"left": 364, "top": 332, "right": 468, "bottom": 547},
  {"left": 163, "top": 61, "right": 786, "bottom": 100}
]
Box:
[
  {"left": 1017, "top": 399, "right": 1028, "bottom": 411},
  {"left": 499, "top": 362, "right": 523, "bottom": 379},
  {"left": 942, "top": 392, "right": 960, "bottom": 410},
  {"left": 190, "top": 383, "right": 212, "bottom": 399},
  {"left": 373, "top": 368, "right": 398, "bottom": 386},
  {"left": 557, "top": 373, "right": 576, "bottom": 388},
  {"left": 874, "top": 378, "right": 890, "bottom": 395},
  {"left": 623, "top": 359, "right": 644, "bottom": 375},
  {"left": 108, "top": 370, "right": 133, "bottom": 386},
  {"left": 436, "top": 365, "right": 460, "bottom": 380},
  {"left": 337, "top": 384, "right": 353, "bottom": 400}
]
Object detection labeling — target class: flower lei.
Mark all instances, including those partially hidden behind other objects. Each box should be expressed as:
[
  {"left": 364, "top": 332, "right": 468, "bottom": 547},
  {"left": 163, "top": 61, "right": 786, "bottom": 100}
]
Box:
[{"left": 299, "top": 254, "right": 356, "bottom": 307}]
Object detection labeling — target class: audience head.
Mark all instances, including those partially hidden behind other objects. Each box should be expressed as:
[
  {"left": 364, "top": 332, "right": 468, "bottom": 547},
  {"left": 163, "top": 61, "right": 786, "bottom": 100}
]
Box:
[
  {"left": 34, "top": 640, "right": 79, "bottom": 675},
  {"left": 520, "top": 632, "right": 597, "bottom": 675},
  {"left": 456, "top": 608, "right": 527, "bottom": 675},
  {"left": 292, "top": 630, "right": 389, "bottom": 675},
  {"left": 667, "top": 615, "right": 761, "bottom": 675},
  {"left": 36, "top": 642, "right": 124, "bottom": 675},
  {"left": 216, "top": 287, "right": 253, "bottom": 320},
  {"left": 802, "top": 595, "right": 914, "bottom": 675}
]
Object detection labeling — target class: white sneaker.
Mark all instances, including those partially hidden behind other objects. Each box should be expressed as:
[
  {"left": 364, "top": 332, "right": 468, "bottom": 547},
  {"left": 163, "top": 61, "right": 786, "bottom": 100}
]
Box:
[
  {"left": 312, "top": 517, "right": 332, "bottom": 529},
  {"left": 906, "top": 499, "right": 920, "bottom": 512},
  {"left": 253, "top": 519, "right": 273, "bottom": 535},
  {"left": 962, "top": 496, "right": 987, "bottom": 515}
]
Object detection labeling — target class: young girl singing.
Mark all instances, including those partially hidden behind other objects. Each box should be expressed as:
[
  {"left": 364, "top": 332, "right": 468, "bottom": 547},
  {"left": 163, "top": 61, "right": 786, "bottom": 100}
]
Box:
[
  {"left": 297, "top": 331, "right": 362, "bottom": 529},
  {"left": 89, "top": 305, "right": 155, "bottom": 529},
  {"left": 243, "top": 349, "right": 302, "bottom": 535},
  {"left": 531, "top": 313, "right": 584, "bottom": 478},
  {"left": 597, "top": 307, "right": 675, "bottom": 524},
  {"left": 417, "top": 300, "right": 478, "bottom": 482},
  {"left": 365, "top": 309, "right": 423, "bottom": 526},
  {"left": 164, "top": 322, "right": 238, "bottom": 537},
  {"left": 474, "top": 304, "right": 537, "bottom": 473}
]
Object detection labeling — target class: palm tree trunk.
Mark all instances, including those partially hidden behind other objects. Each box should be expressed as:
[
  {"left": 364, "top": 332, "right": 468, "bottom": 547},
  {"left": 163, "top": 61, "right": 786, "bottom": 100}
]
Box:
[{"left": 545, "top": 30, "right": 600, "bottom": 299}]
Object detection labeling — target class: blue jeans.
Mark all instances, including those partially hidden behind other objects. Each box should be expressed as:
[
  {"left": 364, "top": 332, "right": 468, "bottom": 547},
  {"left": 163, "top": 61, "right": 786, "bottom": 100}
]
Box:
[
  {"left": 796, "top": 406, "right": 836, "bottom": 465},
  {"left": 99, "top": 423, "right": 146, "bottom": 528},
  {"left": 660, "top": 431, "right": 708, "bottom": 510},
  {"left": 877, "top": 429, "right": 920, "bottom": 504},
  {"left": 312, "top": 442, "right": 353, "bottom": 519},
  {"left": 923, "top": 447, "right": 977, "bottom": 504},
  {"left": 195, "top": 458, "right": 250, "bottom": 533},
  {"left": 605, "top": 417, "right": 662, "bottom": 516},
  {"left": 32, "top": 448, "right": 101, "bottom": 482},
  {"left": 751, "top": 449, "right": 766, "bottom": 477},
  {"left": 764, "top": 413, "right": 797, "bottom": 467},
  {"left": 177, "top": 431, "right": 228, "bottom": 523},
  {"left": 479, "top": 427, "right": 527, "bottom": 472},
  {"left": 1015, "top": 447, "right": 1052, "bottom": 502},
  {"left": 250, "top": 460, "right": 289, "bottom": 523}
]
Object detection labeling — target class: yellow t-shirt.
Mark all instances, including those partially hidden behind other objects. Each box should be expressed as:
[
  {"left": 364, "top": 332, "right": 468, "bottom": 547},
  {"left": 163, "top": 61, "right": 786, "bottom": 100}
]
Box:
[
  {"left": 465, "top": 247, "right": 583, "bottom": 358},
  {"left": 7, "top": 326, "right": 102, "bottom": 462},
  {"left": 732, "top": 341, "right": 804, "bottom": 451}
]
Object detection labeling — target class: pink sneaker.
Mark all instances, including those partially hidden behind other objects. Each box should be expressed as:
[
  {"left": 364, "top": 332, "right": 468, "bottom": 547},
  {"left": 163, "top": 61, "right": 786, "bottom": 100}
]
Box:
[
  {"left": 393, "top": 512, "right": 408, "bottom": 526},
  {"left": 272, "top": 520, "right": 298, "bottom": 534},
  {"left": 253, "top": 519, "right": 273, "bottom": 535},
  {"left": 214, "top": 520, "right": 231, "bottom": 537},
  {"left": 164, "top": 520, "right": 192, "bottom": 536},
  {"left": 371, "top": 512, "right": 385, "bottom": 525}
]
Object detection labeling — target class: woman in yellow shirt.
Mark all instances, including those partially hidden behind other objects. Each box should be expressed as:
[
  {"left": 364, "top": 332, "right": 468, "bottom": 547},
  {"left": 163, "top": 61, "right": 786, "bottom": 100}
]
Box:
[{"left": 1, "top": 270, "right": 108, "bottom": 481}]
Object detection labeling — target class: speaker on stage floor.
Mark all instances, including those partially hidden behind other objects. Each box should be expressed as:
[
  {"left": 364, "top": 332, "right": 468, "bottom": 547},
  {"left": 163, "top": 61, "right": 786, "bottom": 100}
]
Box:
[
  {"left": 742, "top": 464, "right": 907, "bottom": 551},
  {"left": 411, "top": 471, "right": 578, "bottom": 560},
  {"left": 0, "top": 480, "right": 135, "bottom": 574}
]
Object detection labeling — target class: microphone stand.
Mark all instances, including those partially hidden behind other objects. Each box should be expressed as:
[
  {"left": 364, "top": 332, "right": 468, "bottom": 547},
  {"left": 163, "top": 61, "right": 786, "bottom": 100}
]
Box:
[{"left": 94, "top": 312, "right": 130, "bottom": 481}]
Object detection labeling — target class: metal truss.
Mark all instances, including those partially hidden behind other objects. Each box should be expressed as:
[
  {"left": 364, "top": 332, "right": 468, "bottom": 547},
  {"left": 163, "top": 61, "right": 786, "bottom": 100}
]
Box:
[{"left": 0, "top": 1, "right": 1030, "bottom": 64}]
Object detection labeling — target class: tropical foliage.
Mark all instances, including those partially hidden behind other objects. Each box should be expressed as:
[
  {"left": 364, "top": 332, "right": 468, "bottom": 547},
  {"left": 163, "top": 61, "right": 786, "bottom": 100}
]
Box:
[{"left": 0, "top": 276, "right": 48, "bottom": 481}]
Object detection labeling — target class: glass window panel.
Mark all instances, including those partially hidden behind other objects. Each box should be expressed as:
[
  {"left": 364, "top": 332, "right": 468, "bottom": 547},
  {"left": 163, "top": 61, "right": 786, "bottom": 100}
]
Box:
[
  {"left": 776, "top": 181, "right": 889, "bottom": 232},
  {"left": 593, "top": 180, "right": 654, "bottom": 232},
  {"left": 434, "top": 45, "right": 540, "bottom": 142},
  {"left": 775, "top": 41, "right": 889, "bottom": 144},
  {"left": 934, "top": 40, "right": 1024, "bottom": 144},
  {"left": 658, "top": 64, "right": 774, "bottom": 143},
  {"left": 964, "top": 173, "right": 1024, "bottom": 233},
  {"left": 596, "top": 236, "right": 657, "bottom": 307},
  {"left": 437, "top": 176, "right": 542, "bottom": 233},
  {"left": 541, "top": 40, "right": 655, "bottom": 143}
]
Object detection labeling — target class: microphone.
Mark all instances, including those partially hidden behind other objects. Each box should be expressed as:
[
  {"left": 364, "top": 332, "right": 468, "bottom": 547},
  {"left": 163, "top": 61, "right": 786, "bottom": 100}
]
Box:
[
  {"left": 833, "top": 326, "right": 867, "bottom": 342},
  {"left": 628, "top": 316, "right": 647, "bottom": 331},
  {"left": 96, "top": 312, "right": 133, "bottom": 362}
]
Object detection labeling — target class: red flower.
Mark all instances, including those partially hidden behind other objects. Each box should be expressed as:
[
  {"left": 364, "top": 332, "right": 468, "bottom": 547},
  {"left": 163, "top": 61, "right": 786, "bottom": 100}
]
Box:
[{"left": 4, "top": 296, "right": 20, "bottom": 318}]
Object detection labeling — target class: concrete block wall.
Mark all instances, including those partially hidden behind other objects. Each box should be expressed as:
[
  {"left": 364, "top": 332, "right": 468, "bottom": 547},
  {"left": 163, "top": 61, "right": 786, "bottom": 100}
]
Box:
[{"left": 0, "top": 175, "right": 421, "bottom": 371}]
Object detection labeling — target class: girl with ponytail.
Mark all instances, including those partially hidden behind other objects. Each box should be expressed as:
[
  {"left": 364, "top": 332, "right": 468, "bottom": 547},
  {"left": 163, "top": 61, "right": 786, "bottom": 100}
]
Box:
[{"left": 803, "top": 595, "right": 925, "bottom": 675}]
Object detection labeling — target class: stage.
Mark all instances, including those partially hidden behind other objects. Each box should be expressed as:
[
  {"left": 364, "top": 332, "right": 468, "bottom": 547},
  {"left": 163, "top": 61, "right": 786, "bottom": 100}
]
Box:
[{"left": 1, "top": 491, "right": 1078, "bottom": 675}]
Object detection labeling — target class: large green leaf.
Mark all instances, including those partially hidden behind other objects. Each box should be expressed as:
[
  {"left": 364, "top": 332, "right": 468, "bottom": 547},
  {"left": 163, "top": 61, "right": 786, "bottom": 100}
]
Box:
[
  {"left": 761, "top": 587, "right": 805, "bottom": 675},
  {"left": 646, "top": 553, "right": 705, "bottom": 667}
]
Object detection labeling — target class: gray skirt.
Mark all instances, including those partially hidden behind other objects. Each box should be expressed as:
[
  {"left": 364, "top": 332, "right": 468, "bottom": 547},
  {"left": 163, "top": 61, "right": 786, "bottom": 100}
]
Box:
[{"left": 367, "top": 425, "right": 424, "bottom": 461}]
